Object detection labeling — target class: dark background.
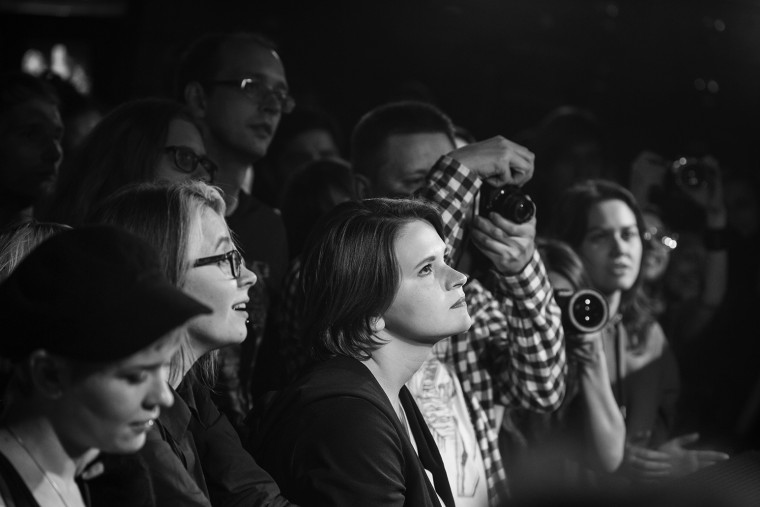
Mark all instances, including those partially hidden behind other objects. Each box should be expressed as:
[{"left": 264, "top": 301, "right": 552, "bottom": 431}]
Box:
[{"left": 2, "top": 0, "right": 759, "bottom": 171}]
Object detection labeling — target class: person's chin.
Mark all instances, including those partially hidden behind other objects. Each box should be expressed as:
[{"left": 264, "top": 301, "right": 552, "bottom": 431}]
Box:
[
  {"left": 104, "top": 433, "right": 146, "bottom": 454},
  {"left": 448, "top": 314, "right": 473, "bottom": 336}
]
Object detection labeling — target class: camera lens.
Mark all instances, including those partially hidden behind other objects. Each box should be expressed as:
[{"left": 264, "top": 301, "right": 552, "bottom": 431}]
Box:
[
  {"left": 486, "top": 185, "right": 536, "bottom": 224},
  {"left": 672, "top": 157, "right": 707, "bottom": 189},
  {"left": 556, "top": 288, "right": 609, "bottom": 334}
]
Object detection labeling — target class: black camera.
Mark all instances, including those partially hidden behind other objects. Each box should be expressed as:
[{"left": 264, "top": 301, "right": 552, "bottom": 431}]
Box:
[
  {"left": 671, "top": 157, "right": 707, "bottom": 189},
  {"left": 482, "top": 184, "right": 536, "bottom": 224},
  {"left": 554, "top": 288, "right": 609, "bottom": 335}
]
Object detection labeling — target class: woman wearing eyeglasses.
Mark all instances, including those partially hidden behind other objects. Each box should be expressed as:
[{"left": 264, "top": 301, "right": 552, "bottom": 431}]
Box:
[
  {"left": 47, "top": 97, "right": 218, "bottom": 226},
  {"left": 87, "top": 181, "right": 294, "bottom": 506}
]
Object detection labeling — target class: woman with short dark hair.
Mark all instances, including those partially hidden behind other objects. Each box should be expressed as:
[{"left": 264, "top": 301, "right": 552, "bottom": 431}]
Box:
[{"left": 251, "top": 197, "right": 471, "bottom": 507}]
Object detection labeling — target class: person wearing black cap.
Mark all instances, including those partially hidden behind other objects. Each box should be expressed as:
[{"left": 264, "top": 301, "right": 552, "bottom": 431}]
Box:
[{"left": 0, "top": 225, "right": 211, "bottom": 507}]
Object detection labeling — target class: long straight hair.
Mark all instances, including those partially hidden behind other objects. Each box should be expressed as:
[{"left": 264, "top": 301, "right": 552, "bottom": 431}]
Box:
[{"left": 88, "top": 180, "right": 227, "bottom": 385}]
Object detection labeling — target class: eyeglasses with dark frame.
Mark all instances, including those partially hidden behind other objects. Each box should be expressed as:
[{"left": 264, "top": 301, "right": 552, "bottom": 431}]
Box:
[
  {"left": 206, "top": 78, "right": 296, "bottom": 114},
  {"left": 164, "top": 146, "right": 218, "bottom": 184},
  {"left": 193, "top": 249, "right": 244, "bottom": 279}
]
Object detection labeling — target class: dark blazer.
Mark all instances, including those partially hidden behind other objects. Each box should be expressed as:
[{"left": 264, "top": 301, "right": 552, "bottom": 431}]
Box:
[{"left": 249, "top": 355, "right": 455, "bottom": 507}]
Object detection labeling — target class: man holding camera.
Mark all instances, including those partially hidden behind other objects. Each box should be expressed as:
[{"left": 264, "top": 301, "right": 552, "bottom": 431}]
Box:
[{"left": 411, "top": 134, "right": 566, "bottom": 506}]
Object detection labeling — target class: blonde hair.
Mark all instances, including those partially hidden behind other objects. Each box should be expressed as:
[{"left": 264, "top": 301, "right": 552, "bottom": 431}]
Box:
[
  {"left": 0, "top": 221, "right": 71, "bottom": 282},
  {"left": 89, "top": 180, "right": 228, "bottom": 386}
]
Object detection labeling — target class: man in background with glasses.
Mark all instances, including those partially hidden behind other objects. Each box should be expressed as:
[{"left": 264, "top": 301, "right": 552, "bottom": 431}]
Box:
[{"left": 176, "top": 32, "right": 293, "bottom": 432}]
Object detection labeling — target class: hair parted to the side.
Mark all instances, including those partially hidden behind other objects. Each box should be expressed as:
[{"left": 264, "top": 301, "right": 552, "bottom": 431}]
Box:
[
  {"left": 49, "top": 97, "right": 200, "bottom": 226},
  {"left": 175, "top": 31, "right": 279, "bottom": 100},
  {"left": 87, "top": 180, "right": 227, "bottom": 385},
  {"left": 549, "top": 179, "right": 654, "bottom": 349},
  {"left": 350, "top": 100, "right": 456, "bottom": 180},
  {"left": 299, "top": 197, "right": 445, "bottom": 361}
]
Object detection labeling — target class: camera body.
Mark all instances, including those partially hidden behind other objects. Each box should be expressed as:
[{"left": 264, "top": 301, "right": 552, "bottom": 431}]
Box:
[
  {"left": 670, "top": 157, "right": 707, "bottom": 189},
  {"left": 554, "top": 288, "right": 609, "bottom": 335},
  {"left": 482, "top": 184, "right": 536, "bottom": 224}
]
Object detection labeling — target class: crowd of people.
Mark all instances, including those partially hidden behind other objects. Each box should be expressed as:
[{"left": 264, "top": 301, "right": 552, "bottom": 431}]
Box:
[{"left": 0, "top": 29, "right": 758, "bottom": 507}]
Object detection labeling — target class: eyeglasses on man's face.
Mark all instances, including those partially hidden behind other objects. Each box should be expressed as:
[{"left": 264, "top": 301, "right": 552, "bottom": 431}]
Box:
[
  {"left": 193, "top": 249, "right": 244, "bottom": 279},
  {"left": 164, "top": 146, "right": 218, "bottom": 183},
  {"left": 206, "top": 78, "right": 295, "bottom": 114}
]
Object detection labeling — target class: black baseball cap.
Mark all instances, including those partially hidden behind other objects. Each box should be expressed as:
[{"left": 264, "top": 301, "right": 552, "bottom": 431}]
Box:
[{"left": 0, "top": 225, "right": 211, "bottom": 362}]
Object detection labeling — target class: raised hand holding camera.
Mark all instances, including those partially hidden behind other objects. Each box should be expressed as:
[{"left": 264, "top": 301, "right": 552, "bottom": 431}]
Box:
[{"left": 448, "top": 135, "right": 535, "bottom": 187}]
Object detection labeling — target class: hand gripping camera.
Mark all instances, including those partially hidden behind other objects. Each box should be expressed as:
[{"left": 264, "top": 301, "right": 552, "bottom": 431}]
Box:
[
  {"left": 482, "top": 184, "right": 536, "bottom": 224},
  {"left": 554, "top": 288, "right": 609, "bottom": 335}
]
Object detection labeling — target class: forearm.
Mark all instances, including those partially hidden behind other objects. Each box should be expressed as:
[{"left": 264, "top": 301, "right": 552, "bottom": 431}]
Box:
[
  {"left": 491, "top": 252, "right": 566, "bottom": 411},
  {"left": 417, "top": 155, "right": 480, "bottom": 265},
  {"left": 702, "top": 203, "right": 728, "bottom": 308},
  {"left": 578, "top": 362, "right": 626, "bottom": 472}
]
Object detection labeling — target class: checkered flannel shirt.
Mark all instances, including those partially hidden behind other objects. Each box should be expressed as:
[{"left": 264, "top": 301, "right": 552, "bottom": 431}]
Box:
[
  {"left": 418, "top": 155, "right": 566, "bottom": 505},
  {"left": 275, "top": 154, "right": 566, "bottom": 506}
]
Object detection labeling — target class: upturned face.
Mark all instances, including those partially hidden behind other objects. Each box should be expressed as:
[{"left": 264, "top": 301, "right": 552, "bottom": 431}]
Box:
[{"left": 381, "top": 220, "right": 471, "bottom": 344}]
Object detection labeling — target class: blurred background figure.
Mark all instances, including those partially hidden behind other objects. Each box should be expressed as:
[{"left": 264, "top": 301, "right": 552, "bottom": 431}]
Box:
[
  {"left": 252, "top": 105, "right": 344, "bottom": 209},
  {"left": 0, "top": 72, "right": 63, "bottom": 229},
  {"left": 48, "top": 97, "right": 216, "bottom": 226},
  {"left": 550, "top": 179, "right": 729, "bottom": 487},
  {"left": 524, "top": 106, "right": 613, "bottom": 234}
]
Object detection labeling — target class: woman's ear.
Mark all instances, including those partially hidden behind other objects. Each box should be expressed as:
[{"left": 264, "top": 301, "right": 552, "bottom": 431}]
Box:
[
  {"left": 370, "top": 316, "right": 385, "bottom": 333},
  {"left": 28, "top": 350, "right": 69, "bottom": 399},
  {"left": 184, "top": 81, "right": 208, "bottom": 118}
]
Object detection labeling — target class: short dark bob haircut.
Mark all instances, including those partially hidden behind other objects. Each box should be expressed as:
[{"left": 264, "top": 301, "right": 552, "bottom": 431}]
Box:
[{"left": 299, "top": 197, "right": 444, "bottom": 361}]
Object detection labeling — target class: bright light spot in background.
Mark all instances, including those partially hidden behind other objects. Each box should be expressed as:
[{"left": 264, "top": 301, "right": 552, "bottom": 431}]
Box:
[
  {"left": 21, "top": 49, "right": 47, "bottom": 75},
  {"left": 20, "top": 44, "right": 92, "bottom": 95},
  {"left": 51, "top": 44, "right": 71, "bottom": 80}
]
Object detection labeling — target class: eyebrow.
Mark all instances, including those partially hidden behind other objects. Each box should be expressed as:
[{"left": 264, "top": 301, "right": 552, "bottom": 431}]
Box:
[
  {"left": 414, "top": 255, "right": 436, "bottom": 270},
  {"left": 215, "top": 235, "right": 233, "bottom": 250},
  {"left": 413, "top": 246, "right": 449, "bottom": 270},
  {"left": 587, "top": 224, "right": 639, "bottom": 234}
]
